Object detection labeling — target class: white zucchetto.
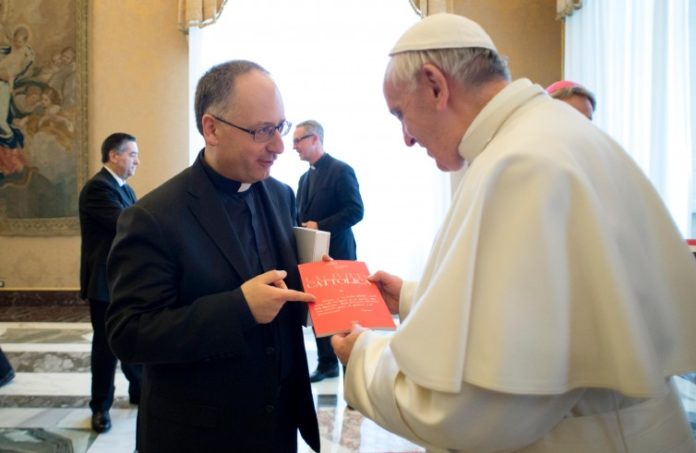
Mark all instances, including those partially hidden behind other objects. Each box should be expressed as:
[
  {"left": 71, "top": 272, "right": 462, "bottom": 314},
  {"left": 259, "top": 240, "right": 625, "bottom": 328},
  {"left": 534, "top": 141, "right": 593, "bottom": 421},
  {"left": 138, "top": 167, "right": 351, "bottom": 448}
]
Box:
[{"left": 389, "top": 13, "right": 497, "bottom": 56}]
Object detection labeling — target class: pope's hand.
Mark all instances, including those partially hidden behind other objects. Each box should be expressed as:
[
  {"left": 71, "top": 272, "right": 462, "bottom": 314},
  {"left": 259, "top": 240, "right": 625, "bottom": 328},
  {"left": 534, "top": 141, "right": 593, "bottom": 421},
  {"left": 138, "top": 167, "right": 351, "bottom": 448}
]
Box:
[
  {"left": 368, "top": 271, "right": 402, "bottom": 315},
  {"left": 331, "top": 323, "right": 366, "bottom": 366}
]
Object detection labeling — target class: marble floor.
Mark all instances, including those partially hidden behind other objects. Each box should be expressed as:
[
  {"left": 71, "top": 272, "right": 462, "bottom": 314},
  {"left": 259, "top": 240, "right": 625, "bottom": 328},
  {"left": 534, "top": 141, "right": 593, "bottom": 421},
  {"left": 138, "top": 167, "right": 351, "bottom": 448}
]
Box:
[
  {"left": 0, "top": 310, "right": 424, "bottom": 453},
  {"left": 0, "top": 307, "right": 694, "bottom": 452}
]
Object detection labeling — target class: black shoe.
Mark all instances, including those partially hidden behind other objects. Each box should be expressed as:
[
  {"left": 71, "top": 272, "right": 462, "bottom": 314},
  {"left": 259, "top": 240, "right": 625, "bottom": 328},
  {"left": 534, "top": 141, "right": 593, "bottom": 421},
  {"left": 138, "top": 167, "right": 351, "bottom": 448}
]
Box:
[
  {"left": 0, "top": 369, "right": 14, "bottom": 388},
  {"left": 309, "top": 366, "right": 339, "bottom": 383},
  {"left": 92, "top": 411, "right": 112, "bottom": 433}
]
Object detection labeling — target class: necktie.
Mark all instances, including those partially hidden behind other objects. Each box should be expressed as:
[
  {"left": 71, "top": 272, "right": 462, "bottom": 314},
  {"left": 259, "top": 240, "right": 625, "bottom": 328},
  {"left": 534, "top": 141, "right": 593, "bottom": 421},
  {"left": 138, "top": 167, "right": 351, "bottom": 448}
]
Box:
[{"left": 121, "top": 184, "right": 135, "bottom": 205}]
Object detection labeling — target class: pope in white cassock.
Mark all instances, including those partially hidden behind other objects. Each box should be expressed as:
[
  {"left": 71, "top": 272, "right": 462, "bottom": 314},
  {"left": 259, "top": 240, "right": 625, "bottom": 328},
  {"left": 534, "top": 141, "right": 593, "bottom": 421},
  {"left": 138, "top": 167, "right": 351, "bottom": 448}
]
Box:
[{"left": 331, "top": 13, "right": 696, "bottom": 453}]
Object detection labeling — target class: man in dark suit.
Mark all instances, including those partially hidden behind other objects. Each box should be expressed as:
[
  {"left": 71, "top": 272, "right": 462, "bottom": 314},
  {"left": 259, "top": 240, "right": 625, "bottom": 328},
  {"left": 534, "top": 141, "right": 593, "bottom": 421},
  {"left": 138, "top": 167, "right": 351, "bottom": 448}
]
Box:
[
  {"left": 78, "top": 132, "right": 143, "bottom": 433},
  {"left": 105, "top": 61, "right": 320, "bottom": 452},
  {"left": 293, "top": 120, "right": 364, "bottom": 382}
]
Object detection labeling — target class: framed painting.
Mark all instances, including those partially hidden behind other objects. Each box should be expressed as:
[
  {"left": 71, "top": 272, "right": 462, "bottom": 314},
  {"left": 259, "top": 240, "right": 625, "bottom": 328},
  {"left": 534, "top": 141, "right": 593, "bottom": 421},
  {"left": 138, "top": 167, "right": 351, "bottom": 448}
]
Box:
[{"left": 0, "top": 0, "right": 87, "bottom": 235}]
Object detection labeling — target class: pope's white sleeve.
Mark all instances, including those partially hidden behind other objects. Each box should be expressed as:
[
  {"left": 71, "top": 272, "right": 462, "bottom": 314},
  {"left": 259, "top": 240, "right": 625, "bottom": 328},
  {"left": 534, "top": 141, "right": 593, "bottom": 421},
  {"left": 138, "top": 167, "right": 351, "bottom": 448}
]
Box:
[
  {"left": 344, "top": 331, "right": 584, "bottom": 452},
  {"left": 398, "top": 280, "right": 417, "bottom": 320}
]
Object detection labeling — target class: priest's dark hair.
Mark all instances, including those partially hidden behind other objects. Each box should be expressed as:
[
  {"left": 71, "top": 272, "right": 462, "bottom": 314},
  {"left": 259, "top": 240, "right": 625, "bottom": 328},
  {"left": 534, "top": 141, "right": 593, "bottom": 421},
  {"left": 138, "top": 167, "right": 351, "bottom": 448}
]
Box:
[{"left": 194, "top": 60, "right": 269, "bottom": 135}]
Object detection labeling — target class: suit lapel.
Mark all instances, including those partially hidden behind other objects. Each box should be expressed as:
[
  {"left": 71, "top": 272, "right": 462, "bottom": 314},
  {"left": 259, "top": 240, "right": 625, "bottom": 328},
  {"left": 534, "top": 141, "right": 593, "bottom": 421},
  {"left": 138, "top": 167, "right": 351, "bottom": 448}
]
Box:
[
  {"left": 306, "top": 169, "right": 321, "bottom": 208},
  {"left": 186, "top": 160, "right": 254, "bottom": 281},
  {"left": 256, "top": 182, "right": 307, "bottom": 326},
  {"left": 298, "top": 171, "right": 311, "bottom": 215},
  {"left": 303, "top": 154, "right": 332, "bottom": 211},
  {"left": 100, "top": 168, "right": 132, "bottom": 208},
  {"left": 123, "top": 185, "right": 136, "bottom": 204},
  {"left": 255, "top": 181, "right": 296, "bottom": 273}
]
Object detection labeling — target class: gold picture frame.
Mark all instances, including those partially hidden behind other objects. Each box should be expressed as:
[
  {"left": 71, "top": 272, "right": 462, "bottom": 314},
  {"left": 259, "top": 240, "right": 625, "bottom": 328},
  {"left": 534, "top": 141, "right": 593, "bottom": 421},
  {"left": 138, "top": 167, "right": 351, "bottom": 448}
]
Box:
[{"left": 0, "top": 0, "right": 87, "bottom": 236}]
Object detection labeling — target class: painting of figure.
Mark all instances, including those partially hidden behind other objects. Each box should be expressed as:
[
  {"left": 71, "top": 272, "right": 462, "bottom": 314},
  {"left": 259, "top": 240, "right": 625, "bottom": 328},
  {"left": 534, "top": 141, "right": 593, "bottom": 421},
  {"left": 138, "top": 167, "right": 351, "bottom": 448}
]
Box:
[{"left": 0, "top": 0, "right": 86, "bottom": 235}]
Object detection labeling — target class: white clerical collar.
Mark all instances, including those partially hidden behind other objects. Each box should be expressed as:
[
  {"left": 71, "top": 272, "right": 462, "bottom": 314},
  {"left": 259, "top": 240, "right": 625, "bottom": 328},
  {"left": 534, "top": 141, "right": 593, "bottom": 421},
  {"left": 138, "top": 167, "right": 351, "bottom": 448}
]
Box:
[
  {"left": 238, "top": 183, "right": 251, "bottom": 192},
  {"left": 104, "top": 165, "right": 126, "bottom": 187},
  {"left": 458, "top": 79, "right": 544, "bottom": 165}
]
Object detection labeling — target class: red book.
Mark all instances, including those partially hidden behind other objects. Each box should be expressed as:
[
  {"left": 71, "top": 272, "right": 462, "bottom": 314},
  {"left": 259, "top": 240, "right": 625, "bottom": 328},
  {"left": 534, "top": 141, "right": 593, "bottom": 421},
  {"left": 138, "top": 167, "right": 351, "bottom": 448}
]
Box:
[{"left": 298, "top": 260, "right": 396, "bottom": 337}]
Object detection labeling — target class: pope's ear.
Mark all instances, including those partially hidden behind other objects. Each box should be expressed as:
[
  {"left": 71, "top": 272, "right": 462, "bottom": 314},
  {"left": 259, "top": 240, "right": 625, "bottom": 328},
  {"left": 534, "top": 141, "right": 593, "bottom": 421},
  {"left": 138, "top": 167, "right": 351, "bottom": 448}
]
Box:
[
  {"left": 201, "top": 114, "right": 219, "bottom": 145},
  {"left": 421, "top": 63, "right": 450, "bottom": 110}
]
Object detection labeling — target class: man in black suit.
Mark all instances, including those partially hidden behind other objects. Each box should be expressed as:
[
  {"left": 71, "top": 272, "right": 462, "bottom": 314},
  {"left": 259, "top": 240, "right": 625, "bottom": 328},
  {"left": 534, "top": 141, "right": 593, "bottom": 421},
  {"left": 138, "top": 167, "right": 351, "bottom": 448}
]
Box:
[
  {"left": 78, "top": 132, "right": 143, "bottom": 433},
  {"left": 105, "top": 61, "right": 320, "bottom": 452},
  {"left": 293, "top": 120, "right": 364, "bottom": 382}
]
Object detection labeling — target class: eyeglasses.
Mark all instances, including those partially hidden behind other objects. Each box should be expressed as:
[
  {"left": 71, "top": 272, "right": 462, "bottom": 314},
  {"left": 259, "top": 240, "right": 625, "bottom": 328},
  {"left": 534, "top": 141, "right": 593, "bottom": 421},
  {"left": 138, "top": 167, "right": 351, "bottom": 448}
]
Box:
[
  {"left": 211, "top": 114, "right": 292, "bottom": 143},
  {"left": 293, "top": 134, "right": 314, "bottom": 145}
]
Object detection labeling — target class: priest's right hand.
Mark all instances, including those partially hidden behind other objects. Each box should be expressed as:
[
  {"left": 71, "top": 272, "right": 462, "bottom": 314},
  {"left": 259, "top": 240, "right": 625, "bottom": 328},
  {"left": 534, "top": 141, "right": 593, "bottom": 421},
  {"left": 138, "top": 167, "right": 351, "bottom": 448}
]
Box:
[
  {"left": 368, "top": 270, "right": 402, "bottom": 314},
  {"left": 241, "top": 270, "right": 315, "bottom": 324}
]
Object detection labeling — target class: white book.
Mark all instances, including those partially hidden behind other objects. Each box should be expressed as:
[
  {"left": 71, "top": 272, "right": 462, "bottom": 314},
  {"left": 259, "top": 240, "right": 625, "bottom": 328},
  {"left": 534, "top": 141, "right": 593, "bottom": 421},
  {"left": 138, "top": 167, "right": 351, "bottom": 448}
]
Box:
[{"left": 293, "top": 227, "right": 330, "bottom": 263}]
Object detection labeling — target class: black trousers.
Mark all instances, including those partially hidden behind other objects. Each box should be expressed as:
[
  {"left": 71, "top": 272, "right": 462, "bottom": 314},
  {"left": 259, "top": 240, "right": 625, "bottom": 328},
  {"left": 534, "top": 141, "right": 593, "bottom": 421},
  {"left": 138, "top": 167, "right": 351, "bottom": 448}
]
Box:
[
  {"left": 314, "top": 336, "right": 338, "bottom": 370},
  {"left": 89, "top": 299, "right": 143, "bottom": 412}
]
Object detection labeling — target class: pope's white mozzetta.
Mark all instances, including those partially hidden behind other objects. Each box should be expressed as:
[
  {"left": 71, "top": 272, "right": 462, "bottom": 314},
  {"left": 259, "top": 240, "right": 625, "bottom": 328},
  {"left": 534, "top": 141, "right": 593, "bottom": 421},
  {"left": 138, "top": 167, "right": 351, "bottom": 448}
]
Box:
[{"left": 342, "top": 13, "right": 696, "bottom": 453}]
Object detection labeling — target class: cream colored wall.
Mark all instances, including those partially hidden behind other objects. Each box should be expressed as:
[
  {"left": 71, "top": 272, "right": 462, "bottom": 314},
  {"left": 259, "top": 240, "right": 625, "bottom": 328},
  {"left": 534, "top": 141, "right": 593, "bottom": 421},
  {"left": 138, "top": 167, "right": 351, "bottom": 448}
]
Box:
[
  {"left": 452, "top": 0, "right": 562, "bottom": 87},
  {"left": 0, "top": 1, "right": 560, "bottom": 290},
  {"left": 0, "top": 1, "right": 188, "bottom": 289},
  {"left": 446, "top": 0, "right": 562, "bottom": 193}
]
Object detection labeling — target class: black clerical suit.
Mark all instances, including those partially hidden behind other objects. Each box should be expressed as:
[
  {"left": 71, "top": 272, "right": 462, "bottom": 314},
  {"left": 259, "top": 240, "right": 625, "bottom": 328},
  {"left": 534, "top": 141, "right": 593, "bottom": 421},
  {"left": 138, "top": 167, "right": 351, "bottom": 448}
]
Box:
[
  {"left": 297, "top": 153, "right": 364, "bottom": 370},
  {"left": 78, "top": 168, "right": 142, "bottom": 413},
  {"left": 106, "top": 152, "right": 320, "bottom": 453}
]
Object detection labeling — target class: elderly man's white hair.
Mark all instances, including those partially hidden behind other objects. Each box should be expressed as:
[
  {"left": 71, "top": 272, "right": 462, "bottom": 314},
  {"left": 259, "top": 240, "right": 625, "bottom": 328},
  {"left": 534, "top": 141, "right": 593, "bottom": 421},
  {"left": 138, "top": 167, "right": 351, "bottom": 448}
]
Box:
[{"left": 385, "top": 13, "right": 510, "bottom": 91}]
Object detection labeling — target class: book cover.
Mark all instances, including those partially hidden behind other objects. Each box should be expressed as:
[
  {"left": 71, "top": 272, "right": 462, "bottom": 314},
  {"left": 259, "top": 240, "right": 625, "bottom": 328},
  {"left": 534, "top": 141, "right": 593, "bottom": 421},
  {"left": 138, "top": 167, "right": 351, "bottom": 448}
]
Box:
[
  {"left": 298, "top": 260, "right": 396, "bottom": 337},
  {"left": 293, "top": 226, "right": 331, "bottom": 263}
]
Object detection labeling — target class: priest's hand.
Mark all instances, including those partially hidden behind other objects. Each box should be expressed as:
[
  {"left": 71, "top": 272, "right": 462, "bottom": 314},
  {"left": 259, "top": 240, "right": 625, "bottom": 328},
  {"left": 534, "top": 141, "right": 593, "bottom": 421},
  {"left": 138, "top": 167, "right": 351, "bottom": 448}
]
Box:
[
  {"left": 301, "top": 220, "right": 319, "bottom": 229},
  {"left": 368, "top": 271, "right": 402, "bottom": 314},
  {"left": 241, "top": 270, "right": 315, "bottom": 324},
  {"left": 331, "top": 323, "right": 366, "bottom": 366}
]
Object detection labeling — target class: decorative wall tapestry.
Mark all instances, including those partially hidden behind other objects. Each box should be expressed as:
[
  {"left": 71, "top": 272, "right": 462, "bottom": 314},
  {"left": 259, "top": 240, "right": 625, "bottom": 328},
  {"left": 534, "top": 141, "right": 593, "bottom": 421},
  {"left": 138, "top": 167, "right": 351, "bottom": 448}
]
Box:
[{"left": 0, "top": 0, "right": 87, "bottom": 235}]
